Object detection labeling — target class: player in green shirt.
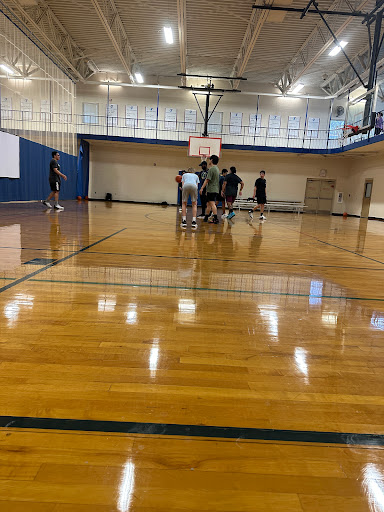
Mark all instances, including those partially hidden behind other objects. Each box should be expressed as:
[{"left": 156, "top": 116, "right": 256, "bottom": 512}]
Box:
[{"left": 199, "top": 154, "right": 220, "bottom": 224}]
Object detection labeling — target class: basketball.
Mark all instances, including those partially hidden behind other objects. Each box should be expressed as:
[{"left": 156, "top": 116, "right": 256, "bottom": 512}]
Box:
[{"left": 175, "top": 175, "right": 182, "bottom": 183}]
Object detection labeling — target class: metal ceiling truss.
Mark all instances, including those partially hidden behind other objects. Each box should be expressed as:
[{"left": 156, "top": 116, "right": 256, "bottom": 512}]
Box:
[
  {"left": 177, "top": 0, "right": 187, "bottom": 86},
  {"left": 274, "top": 0, "right": 371, "bottom": 93},
  {"left": 230, "top": 0, "right": 270, "bottom": 90},
  {"left": 1, "top": 45, "right": 39, "bottom": 76},
  {"left": 1, "top": 0, "right": 97, "bottom": 81},
  {"left": 90, "top": 0, "right": 136, "bottom": 82}
]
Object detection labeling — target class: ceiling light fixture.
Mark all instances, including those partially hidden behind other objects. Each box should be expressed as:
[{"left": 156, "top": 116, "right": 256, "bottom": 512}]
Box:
[
  {"left": 135, "top": 72, "right": 144, "bottom": 83},
  {"left": 329, "top": 41, "right": 348, "bottom": 57},
  {"left": 0, "top": 64, "right": 15, "bottom": 75},
  {"left": 164, "top": 26, "right": 173, "bottom": 44},
  {"left": 290, "top": 83, "right": 304, "bottom": 94}
]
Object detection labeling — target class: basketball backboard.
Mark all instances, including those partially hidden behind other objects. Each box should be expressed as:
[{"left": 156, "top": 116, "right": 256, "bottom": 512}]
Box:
[{"left": 188, "top": 136, "right": 222, "bottom": 158}]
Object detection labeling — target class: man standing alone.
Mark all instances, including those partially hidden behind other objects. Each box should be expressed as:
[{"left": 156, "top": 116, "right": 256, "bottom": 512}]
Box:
[
  {"left": 249, "top": 170, "right": 267, "bottom": 221},
  {"left": 41, "top": 151, "right": 67, "bottom": 210}
]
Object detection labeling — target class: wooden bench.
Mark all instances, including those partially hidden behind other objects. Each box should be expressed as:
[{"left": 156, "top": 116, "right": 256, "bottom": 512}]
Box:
[{"left": 233, "top": 198, "right": 306, "bottom": 215}]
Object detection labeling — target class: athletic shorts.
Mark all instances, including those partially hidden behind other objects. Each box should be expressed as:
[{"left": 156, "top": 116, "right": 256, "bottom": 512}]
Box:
[
  {"left": 49, "top": 180, "right": 61, "bottom": 192},
  {"left": 226, "top": 195, "right": 236, "bottom": 204},
  {"left": 207, "top": 192, "right": 218, "bottom": 202},
  {"left": 256, "top": 194, "right": 266, "bottom": 205},
  {"left": 182, "top": 184, "right": 198, "bottom": 202}
]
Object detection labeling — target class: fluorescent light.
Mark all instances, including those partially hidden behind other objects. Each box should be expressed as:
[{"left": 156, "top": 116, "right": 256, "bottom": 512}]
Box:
[
  {"left": 164, "top": 26, "right": 174, "bottom": 44},
  {"left": 135, "top": 72, "right": 144, "bottom": 83},
  {"left": 290, "top": 83, "right": 304, "bottom": 94},
  {"left": 329, "top": 41, "right": 348, "bottom": 57},
  {"left": 0, "top": 64, "right": 15, "bottom": 75}
]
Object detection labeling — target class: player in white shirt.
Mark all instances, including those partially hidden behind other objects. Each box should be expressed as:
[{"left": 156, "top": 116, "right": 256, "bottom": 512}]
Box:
[{"left": 181, "top": 167, "right": 199, "bottom": 229}]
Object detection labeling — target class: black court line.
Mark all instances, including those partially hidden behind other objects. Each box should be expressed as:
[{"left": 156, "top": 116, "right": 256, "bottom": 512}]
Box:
[
  {"left": 1, "top": 415, "right": 383, "bottom": 446},
  {"left": 0, "top": 228, "right": 126, "bottom": 295},
  {"left": 27, "top": 277, "right": 384, "bottom": 302},
  {"left": 283, "top": 226, "right": 384, "bottom": 266}
]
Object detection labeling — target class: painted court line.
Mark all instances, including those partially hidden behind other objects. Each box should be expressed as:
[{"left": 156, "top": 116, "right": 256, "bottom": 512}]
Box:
[
  {"left": 0, "top": 415, "right": 383, "bottom": 446},
  {"left": 0, "top": 228, "right": 127, "bottom": 295},
  {"left": 28, "top": 277, "right": 384, "bottom": 302}
]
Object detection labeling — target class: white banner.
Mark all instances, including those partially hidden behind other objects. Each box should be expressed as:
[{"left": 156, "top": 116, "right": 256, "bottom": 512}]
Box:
[
  {"left": 164, "top": 107, "right": 177, "bottom": 130},
  {"left": 59, "top": 101, "right": 72, "bottom": 122},
  {"left": 1, "top": 97, "right": 12, "bottom": 120},
  {"left": 125, "top": 105, "right": 138, "bottom": 127},
  {"left": 230, "top": 112, "right": 243, "bottom": 134},
  {"left": 185, "top": 109, "right": 197, "bottom": 131},
  {"left": 145, "top": 106, "right": 157, "bottom": 129},
  {"left": 20, "top": 98, "right": 33, "bottom": 120},
  {"left": 0, "top": 131, "right": 19, "bottom": 178},
  {"left": 40, "top": 100, "right": 51, "bottom": 122},
  {"left": 268, "top": 115, "right": 281, "bottom": 136},
  {"left": 306, "top": 117, "right": 320, "bottom": 138},
  {"left": 287, "top": 115, "right": 300, "bottom": 138},
  {"left": 106, "top": 103, "right": 118, "bottom": 126},
  {"left": 249, "top": 113, "right": 262, "bottom": 135}
]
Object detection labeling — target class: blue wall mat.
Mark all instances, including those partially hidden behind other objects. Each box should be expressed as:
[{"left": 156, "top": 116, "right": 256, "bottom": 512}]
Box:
[
  {"left": 76, "top": 139, "right": 90, "bottom": 199},
  {"left": 0, "top": 137, "right": 77, "bottom": 202}
]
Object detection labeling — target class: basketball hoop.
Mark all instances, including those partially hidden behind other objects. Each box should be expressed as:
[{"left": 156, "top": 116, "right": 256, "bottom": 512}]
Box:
[{"left": 188, "top": 136, "right": 222, "bottom": 158}]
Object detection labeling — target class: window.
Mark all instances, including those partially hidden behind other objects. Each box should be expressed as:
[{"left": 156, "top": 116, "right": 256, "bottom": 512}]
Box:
[{"left": 82, "top": 102, "right": 98, "bottom": 124}]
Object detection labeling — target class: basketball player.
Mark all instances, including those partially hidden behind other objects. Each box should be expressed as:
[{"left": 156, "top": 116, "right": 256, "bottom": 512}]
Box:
[
  {"left": 249, "top": 170, "right": 267, "bottom": 220},
  {"left": 197, "top": 160, "right": 208, "bottom": 218},
  {"left": 199, "top": 155, "right": 220, "bottom": 224},
  {"left": 180, "top": 167, "right": 199, "bottom": 229},
  {"left": 216, "top": 168, "right": 228, "bottom": 218},
  {"left": 41, "top": 151, "right": 67, "bottom": 210},
  {"left": 222, "top": 166, "right": 244, "bottom": 220}
]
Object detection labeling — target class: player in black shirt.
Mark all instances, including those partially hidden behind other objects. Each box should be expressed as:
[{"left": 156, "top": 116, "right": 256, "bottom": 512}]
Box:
[
  {"left": 197, "top": 160, "right": 208, "bottom": 218},
  {"left": 249, "top": 170, "right": 267, "bottom": 221},
  {"left": 41, "top": 151, "right": 67, "bottom": 210}
]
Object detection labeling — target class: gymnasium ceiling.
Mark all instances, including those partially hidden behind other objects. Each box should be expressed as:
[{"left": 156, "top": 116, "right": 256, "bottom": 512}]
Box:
[{"left": 2, "top": 0, "right": 384, "bottom": 96}]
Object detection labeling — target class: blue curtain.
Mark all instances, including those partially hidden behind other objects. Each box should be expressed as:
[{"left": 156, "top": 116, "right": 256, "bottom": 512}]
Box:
[
  {"left": 0, "top": 137, "right": 77, "bottom": 202},
  {"left": 76, "top": 139, "right": 90, "bottom": 198}
]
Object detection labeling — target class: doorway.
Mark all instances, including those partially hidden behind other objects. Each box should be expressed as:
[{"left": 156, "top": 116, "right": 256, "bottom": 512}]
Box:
[
  {"left": 304, "top": 179, "right": 336, "bottom": 214},
  {"left": 361, "top": 179, "right": 373, "bottom": 218}
]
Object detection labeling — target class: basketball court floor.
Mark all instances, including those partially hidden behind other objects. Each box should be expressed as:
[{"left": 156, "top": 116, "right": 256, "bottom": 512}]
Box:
[{"left": 0, "top": 200, "right": 384, "bottom": 511}]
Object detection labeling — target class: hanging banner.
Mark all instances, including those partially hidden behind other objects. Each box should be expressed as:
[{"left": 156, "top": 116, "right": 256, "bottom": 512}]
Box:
[
  {"left": 106, "top": 103, "right": 118, "bottom": 126},
  {"left": 145, "top": 106, "right": 157, "bottom": 129},
  {"left": 125, "top": 105, "right": 138, "bottom": 127},
  {"left": 229, "top": 112, "right": 243, "bottom": 134},
  {"left": 20, "top": 98, "right": 33, "bottom": 121},
  {"left": 1, "top": 97, "right": 12, "bottom": 120},
  {"left": 287, "top": 115, "right": 300, "bottom": 138},
  {"left": 268, "top": 115, "right": 281, "bottom": 136},
  {"left": 249, "top": 113, "right": 261, "bottom": 135},
  {"left": 306, "top": 117, "right": 320, "bottom": 138},
  {"left": 40, "top": 100, "right": 51, "bottom": 122},
  {"left": 59, "top": 101, "right": 72, "bottom": 122},
  {"left": 164, "top": 107, "right": 177, "bottom": 130},
  {"left": 184, "top": 109, "right": 197, "bottom": 131}
]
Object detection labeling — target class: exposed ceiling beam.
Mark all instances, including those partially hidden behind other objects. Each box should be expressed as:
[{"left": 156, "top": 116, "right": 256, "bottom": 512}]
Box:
[
  {"left": 90, "top": 0, "right": 136, "bottom": 83},
  {"left": 322, "top": 41, "right": 384, "bottom": 96},
  {"left": 177, "top": 0, "right": 187, "bottom": 86},
  {"left": 2, "top": 0, "right": 96, "bottom": 81},
  {"left": 231, "top": 0, "right": 271, "bottom": 89},
  {"left": 276, "top": 0, "right": 371, "bottom": 93}
]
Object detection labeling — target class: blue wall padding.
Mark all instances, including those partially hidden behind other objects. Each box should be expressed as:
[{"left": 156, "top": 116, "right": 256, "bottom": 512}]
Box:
[{"left": 0, "top": 137, "right": 77, "bottom": 202}]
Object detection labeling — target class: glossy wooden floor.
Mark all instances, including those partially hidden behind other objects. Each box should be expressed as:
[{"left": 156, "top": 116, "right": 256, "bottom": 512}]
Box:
[{"left": 0, "top": 201, "right": 384, "bottom": 511}]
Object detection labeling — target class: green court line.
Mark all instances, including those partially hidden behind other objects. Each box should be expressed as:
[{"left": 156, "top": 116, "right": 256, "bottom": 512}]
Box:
[
  {"left": 29, "top": 277, "right": 384, "bottom": 302},
  {"left": 0, "top": 277, "right": 15, "bottom": 281}
]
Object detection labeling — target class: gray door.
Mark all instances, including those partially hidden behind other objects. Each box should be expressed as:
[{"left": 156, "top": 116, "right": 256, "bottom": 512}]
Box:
[
  {"left": 304, "top": 179, "right": 336, "bottom": 214},
  {"left": 361, "top": 179, "right": 373, "bottom": 218}
]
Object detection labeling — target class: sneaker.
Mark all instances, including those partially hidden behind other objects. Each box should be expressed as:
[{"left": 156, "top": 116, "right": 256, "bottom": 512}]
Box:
[
  {"left": 248, "top": 210, "right": 253, "bottom": 219},
  {"left": 221, "top": 214, "right": 228, "bottom": 219},
  {"left": 203, "top": 216, "right": 209, "bottom": 222},
  {"left": 227, "top": 212, "right": 235, "bottom": 220},
  {"left": 179, "top": 208, "right": 182, "bottom": 212},
  {"left": 41, "top": 200, "right": 52, "bottom": 208},
  {"left": 209, "top": 212, "right": 213, "bottom": 218},
  {"left": 259, "top": 215, "right": 266, "bottom": 220},
  {"left": 54, "top": 204, "right": 64, "bottom": 210},
  {"left": 180, "top": 219, "right": 187, "bottom": 228},
  {"left": 191, "top": 221, "right": 197, "bottom": 229},
  {"left": 209, "top": 218, "right": 219, "bottom": 224},
  {"left": 197, "top": 214, "right": 205, "bottom": 219}
]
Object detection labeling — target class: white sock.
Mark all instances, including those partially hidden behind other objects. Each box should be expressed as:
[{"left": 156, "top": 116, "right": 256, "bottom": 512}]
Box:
[
  {"left": 192, "top": 217, "right": 196, "bottom": 222},
  {"left": 182, "top": 216, "right": 186, "bottom": 221}
]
